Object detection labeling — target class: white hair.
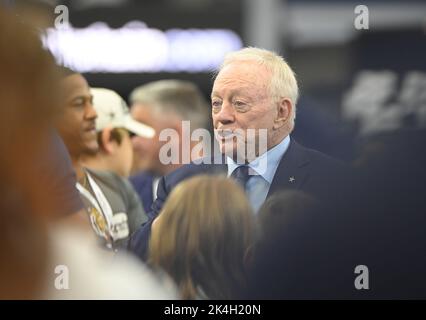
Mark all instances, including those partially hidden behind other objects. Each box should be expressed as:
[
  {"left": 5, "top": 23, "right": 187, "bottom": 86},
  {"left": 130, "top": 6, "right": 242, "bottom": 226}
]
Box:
[{"left": 219, "top": 47, "right": 299, "bottom": 128}]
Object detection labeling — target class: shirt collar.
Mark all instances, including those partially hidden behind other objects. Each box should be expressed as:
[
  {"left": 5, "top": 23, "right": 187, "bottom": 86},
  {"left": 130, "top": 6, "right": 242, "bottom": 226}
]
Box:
[{"left": 227, "top": 135, "right": 291, "bottom": 184}]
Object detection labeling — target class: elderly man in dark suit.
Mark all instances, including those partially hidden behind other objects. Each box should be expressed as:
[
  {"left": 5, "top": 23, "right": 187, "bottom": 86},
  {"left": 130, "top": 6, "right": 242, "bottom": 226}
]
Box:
[{"left": 129, "top": 47, "right": 347, "bottom": 259}]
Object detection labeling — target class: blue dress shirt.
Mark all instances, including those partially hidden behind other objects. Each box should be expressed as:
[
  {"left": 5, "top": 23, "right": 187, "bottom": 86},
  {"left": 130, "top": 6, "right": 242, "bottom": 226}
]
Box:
[{"left": 227, "top": 136, "right": 291, "bottom": 212}]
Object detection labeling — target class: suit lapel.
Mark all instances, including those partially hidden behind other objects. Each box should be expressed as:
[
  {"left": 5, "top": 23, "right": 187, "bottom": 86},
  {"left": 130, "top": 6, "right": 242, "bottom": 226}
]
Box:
[
  {"left": 142, "top": 174, "right": 155, "bottom": 212},
  {"left": 267, "top": 139, "right": 311, "bottom": 198}
]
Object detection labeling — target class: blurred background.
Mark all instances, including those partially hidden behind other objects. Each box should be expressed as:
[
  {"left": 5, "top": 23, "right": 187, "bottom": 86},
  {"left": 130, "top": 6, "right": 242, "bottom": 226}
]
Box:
[
  {"left": 5, "top": 0, "right": 426, "bottom": 160},
  {"left": 2, "top": 0, "right": 426, "bottom": 300}
]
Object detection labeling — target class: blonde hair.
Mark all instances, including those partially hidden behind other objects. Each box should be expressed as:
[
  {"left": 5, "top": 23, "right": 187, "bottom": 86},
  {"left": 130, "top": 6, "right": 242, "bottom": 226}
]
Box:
[
  {"left": 148, "top": 175, "right": 254, "bottom": 299},
  {"left": 220, "top": 47, "right": 299, "bottom": 128}
]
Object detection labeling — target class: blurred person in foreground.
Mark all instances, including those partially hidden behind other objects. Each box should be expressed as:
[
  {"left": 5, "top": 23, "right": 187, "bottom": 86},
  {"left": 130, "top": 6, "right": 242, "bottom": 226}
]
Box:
[
  {"left": 81, "top": 87, "right": 155, "bottom": 178},
  {"left": 55, "top": 68, "right": 147, "bottom": 251},
  {"left": 129, "top": 80, "right": 210, "bottom": 212},
  {"left": 5, "top": 0, "right": 91, "bottom": 230},
  {"left": 0, "top": 8, "right": 177, "bottom": 300},
  {"left": 0, "top": 5, "right": 59, "bottom": 299},
  {"left": 148, "top": 175, "right": 254, "bottom": 299},
  {"left": 129, "top": 47, "right": 348, "bottom": 260}
]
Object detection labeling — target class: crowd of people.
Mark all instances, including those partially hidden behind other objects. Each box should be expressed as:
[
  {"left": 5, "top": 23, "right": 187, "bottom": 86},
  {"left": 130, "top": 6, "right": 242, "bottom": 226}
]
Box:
[{"left": 1, "top": 6, "right": 425, "bottom": 300}]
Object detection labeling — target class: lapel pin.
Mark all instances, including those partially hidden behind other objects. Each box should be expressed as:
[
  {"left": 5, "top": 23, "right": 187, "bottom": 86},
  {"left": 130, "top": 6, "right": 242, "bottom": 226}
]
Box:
[{"left": 289, "top": 176, "right": 295, "bottom": 183}]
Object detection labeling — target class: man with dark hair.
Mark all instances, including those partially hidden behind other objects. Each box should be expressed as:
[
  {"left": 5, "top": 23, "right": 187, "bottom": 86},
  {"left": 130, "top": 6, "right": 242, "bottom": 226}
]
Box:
[
  {"left": 82, "top": 87, "right": 155, "bottom": 178},
  {"left": 55, "top": 68, "right": 147, "bottom": 250}
]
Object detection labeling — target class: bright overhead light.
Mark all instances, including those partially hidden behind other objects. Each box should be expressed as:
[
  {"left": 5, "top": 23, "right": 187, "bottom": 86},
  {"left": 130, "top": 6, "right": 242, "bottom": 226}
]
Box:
[{"left": 42, "top": 21, "right": 243, "bottom": 73}]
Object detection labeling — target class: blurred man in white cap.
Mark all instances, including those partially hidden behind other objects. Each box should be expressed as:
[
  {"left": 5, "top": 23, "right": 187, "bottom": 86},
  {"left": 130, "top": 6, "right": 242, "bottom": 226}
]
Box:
[{"left": 82, "top": 87, "right": 155, "bottom": 177}]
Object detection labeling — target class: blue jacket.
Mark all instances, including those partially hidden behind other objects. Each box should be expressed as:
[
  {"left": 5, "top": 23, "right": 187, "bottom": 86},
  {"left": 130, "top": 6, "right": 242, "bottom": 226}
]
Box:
[{"left": 129, "top": 171, "right": 156, "bottom": 214}]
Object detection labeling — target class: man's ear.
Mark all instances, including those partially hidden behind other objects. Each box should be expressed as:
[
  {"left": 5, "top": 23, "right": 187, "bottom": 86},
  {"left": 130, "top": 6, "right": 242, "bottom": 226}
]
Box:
[
  {"left": 273, "top": 98, "right": 293, "bottom": 130},
  {"left": 100, "top": 127, "right": 115, "bottom": 154}
]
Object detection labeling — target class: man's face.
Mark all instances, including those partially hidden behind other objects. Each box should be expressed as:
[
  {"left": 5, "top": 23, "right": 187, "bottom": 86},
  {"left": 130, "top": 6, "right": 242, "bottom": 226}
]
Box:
[
  {"left": 56, "top": 74, "right": 98, "bottom": 158},
  {"left": 211, "top": 61, "right": 277, "bottom": 159},
  {"left": 130, "top": 105, "right": 168, "bottom": 174}
]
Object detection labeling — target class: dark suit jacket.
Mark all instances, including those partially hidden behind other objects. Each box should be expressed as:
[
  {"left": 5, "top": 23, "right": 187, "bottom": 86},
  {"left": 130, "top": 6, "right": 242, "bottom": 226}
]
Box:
[
  {"left": 128, "top": 139, "right": 347, "bottom": 260},
  {"left": 129, "top": 171, "right": 155, "bottom": 213}
]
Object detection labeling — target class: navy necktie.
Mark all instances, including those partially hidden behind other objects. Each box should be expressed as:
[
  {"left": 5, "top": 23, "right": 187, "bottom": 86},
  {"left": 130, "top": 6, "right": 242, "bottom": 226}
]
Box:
[{"left": 231, "top": 165, "right": 250, "bottom": 189}]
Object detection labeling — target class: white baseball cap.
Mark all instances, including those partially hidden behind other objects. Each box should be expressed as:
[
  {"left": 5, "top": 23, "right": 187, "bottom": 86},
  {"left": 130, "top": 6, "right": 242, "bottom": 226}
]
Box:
[{"left": 91, "top": 88, "right": 155, "bottom": 138}]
